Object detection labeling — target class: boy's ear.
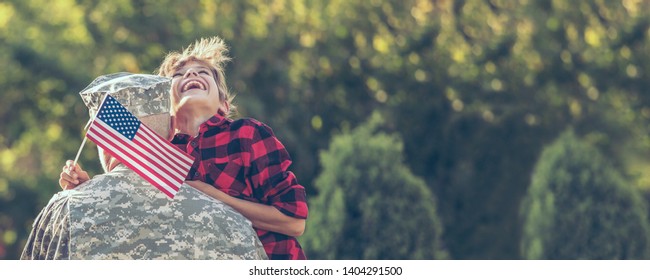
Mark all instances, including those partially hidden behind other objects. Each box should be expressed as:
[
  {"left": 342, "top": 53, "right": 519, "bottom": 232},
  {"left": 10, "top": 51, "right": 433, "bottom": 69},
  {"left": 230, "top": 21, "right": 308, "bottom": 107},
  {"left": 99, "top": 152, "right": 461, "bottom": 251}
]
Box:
[{"left": 220, "top": 101, "right": 230, "bottom": 115}]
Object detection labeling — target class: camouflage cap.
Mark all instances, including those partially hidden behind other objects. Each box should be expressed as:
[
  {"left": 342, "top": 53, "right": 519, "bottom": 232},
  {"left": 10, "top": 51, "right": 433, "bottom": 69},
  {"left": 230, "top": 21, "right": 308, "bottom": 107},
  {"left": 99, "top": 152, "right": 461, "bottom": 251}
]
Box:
[{"left": 79, "top": 73, "right": 171, "bottom": 118}]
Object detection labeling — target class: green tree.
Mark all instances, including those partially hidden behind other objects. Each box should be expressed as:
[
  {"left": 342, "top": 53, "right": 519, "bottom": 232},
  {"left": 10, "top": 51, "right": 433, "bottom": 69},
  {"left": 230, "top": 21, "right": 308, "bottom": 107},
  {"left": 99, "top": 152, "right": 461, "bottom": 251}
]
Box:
[
  {"left": 301, "top": 112, "right": 447, "bottom": 259},
  {"left": 521, "top": 130, "right": 650, "bottom": 259},
  {"left": 385, "top": 0, "right": 650, "bottom": 259}
]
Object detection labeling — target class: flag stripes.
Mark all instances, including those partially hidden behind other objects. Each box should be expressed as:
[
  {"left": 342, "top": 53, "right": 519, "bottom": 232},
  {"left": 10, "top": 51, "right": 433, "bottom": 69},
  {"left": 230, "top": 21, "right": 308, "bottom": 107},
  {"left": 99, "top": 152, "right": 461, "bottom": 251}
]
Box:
[{"left": 85, "top": 95, "right": 193, "bottom": 199}]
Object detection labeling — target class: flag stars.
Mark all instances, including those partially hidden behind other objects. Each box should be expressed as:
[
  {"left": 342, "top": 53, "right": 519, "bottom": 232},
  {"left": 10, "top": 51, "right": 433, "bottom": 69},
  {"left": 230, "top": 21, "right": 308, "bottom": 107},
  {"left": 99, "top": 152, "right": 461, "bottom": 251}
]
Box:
[{"left": 96, "top": 96, "right": 141, "bottom": 140}]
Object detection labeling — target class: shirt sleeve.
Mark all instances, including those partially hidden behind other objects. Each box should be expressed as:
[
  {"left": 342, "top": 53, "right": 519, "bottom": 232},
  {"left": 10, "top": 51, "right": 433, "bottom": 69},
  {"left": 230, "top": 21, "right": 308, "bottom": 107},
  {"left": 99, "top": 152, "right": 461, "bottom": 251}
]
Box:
[
  {"left": 21, "top": 194, "right": 71, "bottom": 260},
  {"left": 248, "top": 122, "right": 308, "bottom": 219}
]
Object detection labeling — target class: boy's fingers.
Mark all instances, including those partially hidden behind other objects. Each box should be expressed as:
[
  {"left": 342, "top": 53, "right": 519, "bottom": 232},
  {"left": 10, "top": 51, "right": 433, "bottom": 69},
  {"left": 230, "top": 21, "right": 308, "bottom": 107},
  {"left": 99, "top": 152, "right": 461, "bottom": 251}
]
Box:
[
  {"left": 60, "top": 160, "right": 86, "bottom": 190},
  {"left": 71, "top": 162, "right": 84, "bottom": 173},
  {"left": 59, "top": 174, "right": 76, "bottom": 190},
  {"left": 61, "top": 173, "right": 79, "bottom": 184}
]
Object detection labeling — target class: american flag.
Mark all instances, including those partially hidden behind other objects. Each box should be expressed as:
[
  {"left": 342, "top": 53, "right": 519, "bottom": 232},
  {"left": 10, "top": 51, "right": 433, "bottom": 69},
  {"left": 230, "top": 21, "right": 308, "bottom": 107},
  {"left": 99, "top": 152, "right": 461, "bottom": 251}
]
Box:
[{"left": 86, "top": 95, "right": 193, "bottom": 198}]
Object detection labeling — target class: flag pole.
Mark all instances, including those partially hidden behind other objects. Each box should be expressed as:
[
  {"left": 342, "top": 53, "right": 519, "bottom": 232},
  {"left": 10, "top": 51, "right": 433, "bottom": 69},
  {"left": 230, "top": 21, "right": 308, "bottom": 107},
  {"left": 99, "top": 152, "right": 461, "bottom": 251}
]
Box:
[
  {"left": 72, "top": 95, "right": 105, "bottom": 167},
  {"left": 72, "top": 136, "right": 87, "bottom": 167}
]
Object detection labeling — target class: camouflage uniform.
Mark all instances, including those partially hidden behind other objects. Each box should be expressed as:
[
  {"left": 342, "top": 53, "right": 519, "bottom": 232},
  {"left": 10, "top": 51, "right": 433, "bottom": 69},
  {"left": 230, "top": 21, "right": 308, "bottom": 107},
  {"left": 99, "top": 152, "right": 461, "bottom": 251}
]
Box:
[
  {"left": 21, "top": 165, "right": 267, "bottom": 260},
  {"left": 79, "top": 72, "right": 172, "bottom": 118},
  {"left": 21, "top": 73, "right": 267, "bottom": 260}
]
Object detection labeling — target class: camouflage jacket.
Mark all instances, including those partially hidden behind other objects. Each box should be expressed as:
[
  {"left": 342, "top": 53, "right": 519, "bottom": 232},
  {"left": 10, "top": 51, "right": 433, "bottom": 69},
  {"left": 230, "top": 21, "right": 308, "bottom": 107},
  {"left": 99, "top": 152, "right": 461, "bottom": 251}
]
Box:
[{"left": 21, "top": 165, "right": 267, "bottom": 260}]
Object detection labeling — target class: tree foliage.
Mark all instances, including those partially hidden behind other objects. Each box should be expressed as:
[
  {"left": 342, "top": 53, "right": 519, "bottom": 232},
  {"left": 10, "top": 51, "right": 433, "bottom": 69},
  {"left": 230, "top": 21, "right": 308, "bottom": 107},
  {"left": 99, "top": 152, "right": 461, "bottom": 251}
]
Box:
[
  {"left": 521, "top": 130, "right": 650, "bottom": 259},
  {"left": 1, "top": 0, "right": 650, "bottom": 259},
  {"left": 301, "top": 112, "right": 447, "bottom": 259}
]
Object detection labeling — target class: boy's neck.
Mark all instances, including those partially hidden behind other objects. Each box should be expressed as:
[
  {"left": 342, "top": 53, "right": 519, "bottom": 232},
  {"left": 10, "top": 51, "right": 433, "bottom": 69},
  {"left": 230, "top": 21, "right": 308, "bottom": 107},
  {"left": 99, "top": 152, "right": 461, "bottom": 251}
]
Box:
[{"left": 173, "top": 109, "right": 215, "bottom": 137}]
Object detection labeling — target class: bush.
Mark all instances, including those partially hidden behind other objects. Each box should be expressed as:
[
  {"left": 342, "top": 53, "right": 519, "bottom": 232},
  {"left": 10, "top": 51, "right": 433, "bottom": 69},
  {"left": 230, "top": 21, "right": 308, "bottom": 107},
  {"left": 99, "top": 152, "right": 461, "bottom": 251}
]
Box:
[
  {"left": 301, "top": 112, "right": 447, "bottom": 259},
  {"left": 520, "top": 130, "right": 650, "bottom": 259}
]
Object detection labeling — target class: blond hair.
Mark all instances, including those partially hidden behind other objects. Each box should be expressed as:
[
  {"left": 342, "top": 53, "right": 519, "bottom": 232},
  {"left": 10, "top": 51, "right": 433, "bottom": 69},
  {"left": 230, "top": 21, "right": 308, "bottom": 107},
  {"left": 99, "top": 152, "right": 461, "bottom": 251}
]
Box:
[{"left": 157, "top": 36, "right": 236, "bottom": 117}]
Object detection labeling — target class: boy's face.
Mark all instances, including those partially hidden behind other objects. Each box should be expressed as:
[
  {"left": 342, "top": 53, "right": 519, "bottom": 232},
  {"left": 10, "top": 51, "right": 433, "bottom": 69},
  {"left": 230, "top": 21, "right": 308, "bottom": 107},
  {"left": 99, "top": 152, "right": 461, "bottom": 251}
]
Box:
[{"left": 170, "top": 60, "right": 221, "bottom": 115}]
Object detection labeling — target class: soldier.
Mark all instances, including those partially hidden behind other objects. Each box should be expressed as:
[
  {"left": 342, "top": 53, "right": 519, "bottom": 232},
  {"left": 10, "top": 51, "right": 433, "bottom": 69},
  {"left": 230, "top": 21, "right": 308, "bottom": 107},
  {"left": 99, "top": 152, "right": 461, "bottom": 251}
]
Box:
[{"left": 21, "top": 73, "right": 267, "bottom": 260}]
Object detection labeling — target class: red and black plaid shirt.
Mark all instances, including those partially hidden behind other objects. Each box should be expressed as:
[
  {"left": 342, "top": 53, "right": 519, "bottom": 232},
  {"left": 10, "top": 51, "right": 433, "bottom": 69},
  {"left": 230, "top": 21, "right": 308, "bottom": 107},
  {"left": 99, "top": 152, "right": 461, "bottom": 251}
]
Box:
[{"left": 171, "top": 112, "right": 308, "bottom": 260}]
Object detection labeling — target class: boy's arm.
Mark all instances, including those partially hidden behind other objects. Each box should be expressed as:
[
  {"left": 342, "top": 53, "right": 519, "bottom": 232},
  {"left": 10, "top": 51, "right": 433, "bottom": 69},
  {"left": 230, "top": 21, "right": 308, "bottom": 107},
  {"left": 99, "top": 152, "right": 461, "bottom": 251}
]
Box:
[{"left": 186, "top": 180, "right": 305, "bottom": 236}]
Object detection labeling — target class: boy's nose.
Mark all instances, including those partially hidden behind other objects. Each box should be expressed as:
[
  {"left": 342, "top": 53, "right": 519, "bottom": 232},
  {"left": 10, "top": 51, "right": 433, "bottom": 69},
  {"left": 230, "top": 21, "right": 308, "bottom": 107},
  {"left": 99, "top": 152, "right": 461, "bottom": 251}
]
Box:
[{"left": 184, "top": 69, "right": 200, "bottom": 78}]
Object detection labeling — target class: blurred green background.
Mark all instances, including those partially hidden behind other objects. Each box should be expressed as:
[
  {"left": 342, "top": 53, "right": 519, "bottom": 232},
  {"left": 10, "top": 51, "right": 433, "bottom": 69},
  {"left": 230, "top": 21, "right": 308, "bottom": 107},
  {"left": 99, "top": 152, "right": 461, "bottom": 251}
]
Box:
[{"left": 2, "top": 0, "right": 650, "bottom": 259}]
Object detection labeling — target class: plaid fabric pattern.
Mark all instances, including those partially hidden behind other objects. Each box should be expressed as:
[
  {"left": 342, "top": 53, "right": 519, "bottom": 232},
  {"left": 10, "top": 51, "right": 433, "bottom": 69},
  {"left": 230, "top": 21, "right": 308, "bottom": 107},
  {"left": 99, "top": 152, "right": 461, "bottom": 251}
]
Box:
[{"left": 172, "top": 113, "right": 308, "bottom": 260}]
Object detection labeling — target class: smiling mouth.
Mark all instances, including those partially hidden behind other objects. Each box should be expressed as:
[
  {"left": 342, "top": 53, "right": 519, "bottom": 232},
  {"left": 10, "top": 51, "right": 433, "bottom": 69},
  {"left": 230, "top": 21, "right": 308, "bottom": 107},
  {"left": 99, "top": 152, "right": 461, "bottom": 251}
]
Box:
[{"left": 181, "top": 80, "right": 207, "bottom": 93}]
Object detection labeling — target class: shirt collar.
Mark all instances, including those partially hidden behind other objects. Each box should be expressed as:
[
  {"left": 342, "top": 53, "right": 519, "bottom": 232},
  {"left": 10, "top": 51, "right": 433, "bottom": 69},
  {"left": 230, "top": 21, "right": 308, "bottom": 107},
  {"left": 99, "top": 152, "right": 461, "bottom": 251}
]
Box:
[
  {"left": 171, "top": 110, "right": 231, "bottom": 142},
  {"left": 202, "top": 109, "right": 230, "bottom": 128}
]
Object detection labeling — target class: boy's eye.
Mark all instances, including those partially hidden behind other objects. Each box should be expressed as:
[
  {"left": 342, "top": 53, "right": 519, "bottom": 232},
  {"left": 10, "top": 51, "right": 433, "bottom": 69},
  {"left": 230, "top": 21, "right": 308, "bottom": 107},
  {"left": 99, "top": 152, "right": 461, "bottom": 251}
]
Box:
[
  {"left": 172, "top": 72, "right": 182, "bottom": 78},
  {"left": 199, "top": 70, "right": 209, "bottom": 75}
]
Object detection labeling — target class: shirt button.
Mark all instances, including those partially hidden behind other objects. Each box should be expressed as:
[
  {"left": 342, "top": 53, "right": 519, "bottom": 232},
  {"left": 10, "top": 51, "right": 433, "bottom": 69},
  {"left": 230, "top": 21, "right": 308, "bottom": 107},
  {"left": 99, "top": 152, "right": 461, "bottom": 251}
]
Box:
[
  {"left": 193, "top": 172, "right": 200, "bottom": 178},
  {"left": 190, "top": 141, "right": 197, "bottom": 147}
]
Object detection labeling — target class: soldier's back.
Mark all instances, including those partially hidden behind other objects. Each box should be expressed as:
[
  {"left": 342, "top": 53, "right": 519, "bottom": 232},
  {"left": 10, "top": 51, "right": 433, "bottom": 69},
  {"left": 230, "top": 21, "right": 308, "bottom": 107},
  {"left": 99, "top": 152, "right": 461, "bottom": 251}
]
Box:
[{"left": 22, "top": 165, "right": 267, "bottom": 260}]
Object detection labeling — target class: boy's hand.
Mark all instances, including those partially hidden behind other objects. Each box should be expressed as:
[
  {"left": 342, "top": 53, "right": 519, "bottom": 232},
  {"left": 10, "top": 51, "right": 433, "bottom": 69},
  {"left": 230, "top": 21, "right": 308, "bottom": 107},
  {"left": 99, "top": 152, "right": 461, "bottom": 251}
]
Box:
[{"left": 59, "top": 160, "right": 90, "bottom": 190}]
